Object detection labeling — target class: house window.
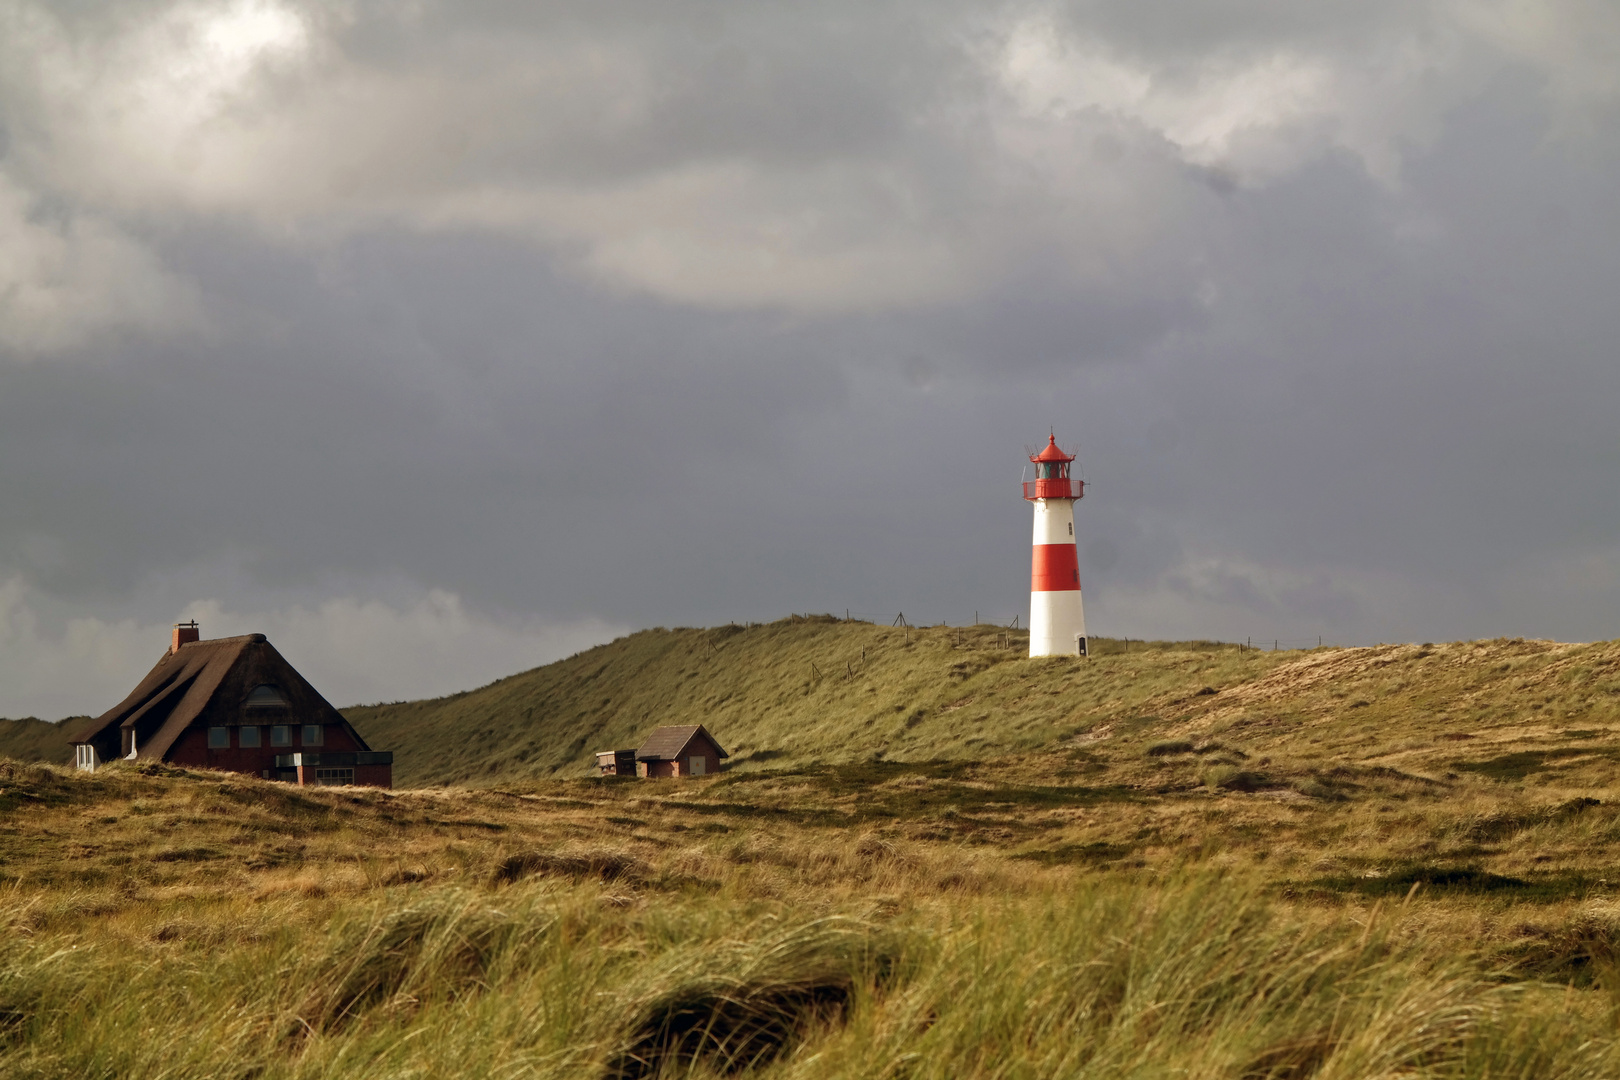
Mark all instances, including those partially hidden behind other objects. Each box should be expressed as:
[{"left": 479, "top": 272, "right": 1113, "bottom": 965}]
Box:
[
  {"left": 314, "top": 768, "right": 353, "bottom": 786},
  {"left": 271, "top": 725, "right": 292, "bottom": 747},
  {"left": 302, "top": 725, "right": 323, "bottom": 746},
  {"left": 208, "top": 727, "right": 229, "bottom": 749},
  {"left": 245, "top": 685, "right": 289, "bottom": 708},
  {"left": 240, "top": 726, "right": 261, "bottom": 748},
  {"left": 688, "top": 755, "right": 706, "bottom": 776}
]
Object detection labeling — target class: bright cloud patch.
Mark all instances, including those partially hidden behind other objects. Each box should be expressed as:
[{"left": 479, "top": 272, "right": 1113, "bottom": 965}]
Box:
[
  {"left": 995, "top": 16, "right": 1466, "bottom": 185},
  {"left": 1, "top": 0, "right": 1577, "bottom": 316},
  {"left": 0, "top": 173, "right": 201, "bottom": 355}
]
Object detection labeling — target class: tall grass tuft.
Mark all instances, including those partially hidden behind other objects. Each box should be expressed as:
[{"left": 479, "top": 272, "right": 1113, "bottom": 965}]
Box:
[
  {"left": 604, "top": 915, "right": 905, "bottom": 1078},
  {"left": 3, "top": 872, "right": 1620, "bottom": 1077},
  {"left": 296, "top": 892, "right": 538, "bottom": 1034}
]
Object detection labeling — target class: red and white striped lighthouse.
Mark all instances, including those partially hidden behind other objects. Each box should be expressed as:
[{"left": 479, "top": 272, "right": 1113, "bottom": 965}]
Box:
[{"left": 1023, "top": 434, "right": 1087, "bottom": 657}]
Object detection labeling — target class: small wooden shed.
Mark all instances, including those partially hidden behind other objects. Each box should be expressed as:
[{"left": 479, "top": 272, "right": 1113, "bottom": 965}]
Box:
[
  {"left": 594, "top": 749, "right": 638, "bottom": 776},
  {"left": 634, "top": 725, "right": 728, "bottom": 778}
]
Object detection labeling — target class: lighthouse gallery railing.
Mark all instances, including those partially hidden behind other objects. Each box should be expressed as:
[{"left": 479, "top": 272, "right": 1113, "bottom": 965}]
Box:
[{"left": 1022, "top": 478, "right": 1084, "bottom": 500}]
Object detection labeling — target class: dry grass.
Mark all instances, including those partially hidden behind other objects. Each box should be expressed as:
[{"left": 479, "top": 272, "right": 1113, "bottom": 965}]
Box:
[
  {"left": 333, "top": 622, "right": 1620, "bottom": 789},
  {"left": 6, "top": 718, "right": 1620, "bottom": 1077},
  {"left": 7, "top": 630, "right": 1620, "bottom": 1075},
  {"left": 338, "top": 620, "right": 1293, "bottom": 785}
]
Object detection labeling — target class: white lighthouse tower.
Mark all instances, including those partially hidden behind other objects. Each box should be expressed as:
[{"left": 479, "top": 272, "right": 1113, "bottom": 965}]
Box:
[{"left": 1024, "top": 434, "right": 1087, "bottom": 657}]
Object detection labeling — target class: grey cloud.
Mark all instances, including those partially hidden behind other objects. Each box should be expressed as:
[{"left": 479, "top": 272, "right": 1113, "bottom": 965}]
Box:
[{"left": 2, "top": 0, "right": 1619, "bottom": 717}]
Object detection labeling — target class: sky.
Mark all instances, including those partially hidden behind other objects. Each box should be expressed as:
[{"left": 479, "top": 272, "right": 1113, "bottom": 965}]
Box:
[{"left": 1, "top": 0, "right": 1617, "bottom": 719}]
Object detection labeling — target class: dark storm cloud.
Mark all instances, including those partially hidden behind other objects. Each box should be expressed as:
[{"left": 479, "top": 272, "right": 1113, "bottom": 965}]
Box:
[{"left": 0, "top": 0, "right": 1617, "bottom": 716}]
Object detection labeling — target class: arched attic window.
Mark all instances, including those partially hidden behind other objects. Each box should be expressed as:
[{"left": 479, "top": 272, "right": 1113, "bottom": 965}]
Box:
[{"left": 244, "top": 684, "right": 289, "bottom": 709}]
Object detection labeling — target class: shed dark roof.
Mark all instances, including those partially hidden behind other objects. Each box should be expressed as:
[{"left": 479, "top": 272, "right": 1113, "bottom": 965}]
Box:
[
  {"left": 635, "top": 724, "right": 728, "bottom": 762},
  {"left": 69, "top": 634, "right": 366, "bottom": 763}
]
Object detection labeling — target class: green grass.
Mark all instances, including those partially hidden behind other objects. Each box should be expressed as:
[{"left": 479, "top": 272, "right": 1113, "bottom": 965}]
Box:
[
  {"left": 7, "top": 627, "right": 1620, "bottom": 1075},
  {"left": 19, "top": 621, "right": 1620, "bottom": 795},
  {"left": 339, "top": 623, "right": 1620, "bottom": 788},
  {"left": 0, "top": 818, "right": 1612, "bottom": 1079},
  {"left": 338, "top": 620, "right": 1293, "bottom": 786},
  {"left": 5, "top": 706, "right": 1620, "bottom": 1078},
  {"left": 0, "top": 717, "right": 82, "bottom": 766}
]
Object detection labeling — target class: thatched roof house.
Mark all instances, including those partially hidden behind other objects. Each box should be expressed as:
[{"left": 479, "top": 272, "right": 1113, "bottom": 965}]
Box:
[{"left": 70, "top": 622, "right": 392, "bottom": 787}]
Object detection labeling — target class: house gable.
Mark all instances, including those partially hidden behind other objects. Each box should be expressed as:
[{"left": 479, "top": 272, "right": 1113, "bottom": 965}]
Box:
[
  {"left": 72, "top": 633, "right": 371, "bottom": 764},
  {"left": 634, "top": 725, "right": 729, "bottom": 765}
]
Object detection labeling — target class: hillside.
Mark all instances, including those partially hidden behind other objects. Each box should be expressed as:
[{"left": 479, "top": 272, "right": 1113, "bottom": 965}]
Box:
[
  {"left": 8, "top": 680, "right": 1620, "bottom": 1076},
  {"left": 12, "top": 619, "right": 1620, "bottom": 793},
  {"left": 347, "top": 617, "right": 1620, "bottom": 789},
  {"left": 347, "top": 619, "right": 1265, "bottom": 786},
  {"left": 8, "top": 626, "right": 1620, "bottom": 1075},
  {"left": 0, "top": 715, "right": 80, "bottom": 764}
]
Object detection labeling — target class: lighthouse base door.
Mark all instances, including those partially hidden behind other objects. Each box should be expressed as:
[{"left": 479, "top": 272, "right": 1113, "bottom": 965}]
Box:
[{"left": 1029, "top": 591, "right": 1087, "bottom": 657}]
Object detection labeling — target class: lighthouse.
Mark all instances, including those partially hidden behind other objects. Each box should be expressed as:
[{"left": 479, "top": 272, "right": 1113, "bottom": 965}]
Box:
[{"left": 1024, "top": 434, "right": 1087, "bottom": 657}]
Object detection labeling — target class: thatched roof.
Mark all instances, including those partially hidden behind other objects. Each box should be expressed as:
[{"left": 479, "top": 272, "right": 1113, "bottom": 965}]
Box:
[
  {"left": 635, "top": 724, "right": 728, "bottom": 762},
  {"left": 69, "top": 634, "right": 367, "bottom": 763}
]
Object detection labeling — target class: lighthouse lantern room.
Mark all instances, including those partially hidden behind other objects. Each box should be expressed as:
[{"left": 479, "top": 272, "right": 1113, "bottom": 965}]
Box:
[{"left": 1024, "top": 434, "right": 1087, "bottom": 657}]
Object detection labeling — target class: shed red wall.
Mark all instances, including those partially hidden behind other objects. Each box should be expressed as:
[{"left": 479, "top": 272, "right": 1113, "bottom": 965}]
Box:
[
  {"left": 640, "top": 738, "right": 723, "bottom": 779},
  {"left": 682, "top": 745, "right": 723, "bottom": 776}
]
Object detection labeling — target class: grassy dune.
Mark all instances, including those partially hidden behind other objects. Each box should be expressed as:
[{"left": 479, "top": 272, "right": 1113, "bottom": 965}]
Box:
[
  {"left": 8, "top": 677, "right": 1620, "bottom": 1079},
  {"left": 17, "top": 619, "right": 1620, "bottom": 793},
  {"left": 346, "top": 619, "right": 1620, "bottom": 789},
  {"left": 0, "top": 718, "right": 81, "bottom": 766},
  {"left": 351, "top": 618, "right": 1279, "bottom": 785},
  {"left": 8, "top": 627, "right": 1620, "bottom": 1076}
]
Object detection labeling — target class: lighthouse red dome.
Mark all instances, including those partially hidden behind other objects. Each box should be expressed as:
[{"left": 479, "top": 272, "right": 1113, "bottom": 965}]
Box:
[
  {"left": 1023, "top": 433, "right": 1082, "bottom": 500},
  {"left": 1031, "top": 434, "right": 1075, "bottom": 464}
]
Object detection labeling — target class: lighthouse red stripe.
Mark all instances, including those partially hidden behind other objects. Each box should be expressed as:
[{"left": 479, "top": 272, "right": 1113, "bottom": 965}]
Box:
[{"left": 1031, "top": 544, "right": 1080, "bottom": 592}]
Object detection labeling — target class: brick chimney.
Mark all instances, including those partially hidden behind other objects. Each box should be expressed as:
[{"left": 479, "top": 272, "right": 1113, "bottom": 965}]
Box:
[{"left": 172, "top": 620, "right": 200, "bottom": 654}]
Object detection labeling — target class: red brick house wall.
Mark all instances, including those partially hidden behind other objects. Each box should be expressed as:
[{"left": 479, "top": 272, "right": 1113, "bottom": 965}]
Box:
[
  {"left": 166, "top": 721, "right": 366, "bottom": 774},
  {"left": 353, "top": 764, "right": 393, "bottom": 787}
]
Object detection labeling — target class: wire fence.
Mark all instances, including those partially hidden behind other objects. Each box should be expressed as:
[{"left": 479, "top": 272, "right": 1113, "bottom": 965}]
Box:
[
  {"left": 758, "top": 613, "right": 1364, "bottom": 652},
  {"left": 1236, "top": 637, "right": 1330, "bottom": 652}
]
